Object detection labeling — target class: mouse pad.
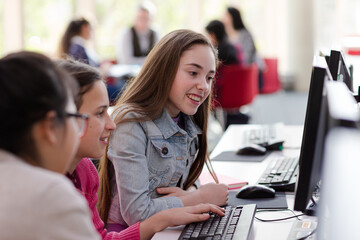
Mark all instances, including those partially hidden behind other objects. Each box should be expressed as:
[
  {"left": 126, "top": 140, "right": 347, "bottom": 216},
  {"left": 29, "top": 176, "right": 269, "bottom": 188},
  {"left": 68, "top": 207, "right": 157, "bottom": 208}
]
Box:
[
  {"left": 227, "top": 191, "right": 288, "bottom": 209},
  {"left": 211, "top": 151, "right": 270, "bottom": 162}
]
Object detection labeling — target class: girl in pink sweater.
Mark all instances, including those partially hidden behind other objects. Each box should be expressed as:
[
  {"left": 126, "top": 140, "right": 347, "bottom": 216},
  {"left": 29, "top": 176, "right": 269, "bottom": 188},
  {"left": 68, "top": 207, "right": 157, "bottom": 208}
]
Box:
[{"left": 58, "top": 59, "right": 224, "bottom": 240}]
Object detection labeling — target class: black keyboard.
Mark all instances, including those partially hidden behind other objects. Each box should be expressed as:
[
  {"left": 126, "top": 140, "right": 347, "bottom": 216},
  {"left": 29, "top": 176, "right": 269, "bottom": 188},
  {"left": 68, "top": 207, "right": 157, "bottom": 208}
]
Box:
[
  {"left": 178, "top": 204, "right": 256, "bottom": 240},
  {"left": 242, "top": 123, "right": 284, "bottom": 146},
  {"left": 257, "top": 156, "right": 299, "bottom": 192}
]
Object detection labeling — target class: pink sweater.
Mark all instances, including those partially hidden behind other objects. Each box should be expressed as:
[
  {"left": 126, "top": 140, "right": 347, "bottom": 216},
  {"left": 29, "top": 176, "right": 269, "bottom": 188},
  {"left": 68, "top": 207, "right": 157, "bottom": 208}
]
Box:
[{"left": 69, "top": 158, "right": 140, "bottom": 240}]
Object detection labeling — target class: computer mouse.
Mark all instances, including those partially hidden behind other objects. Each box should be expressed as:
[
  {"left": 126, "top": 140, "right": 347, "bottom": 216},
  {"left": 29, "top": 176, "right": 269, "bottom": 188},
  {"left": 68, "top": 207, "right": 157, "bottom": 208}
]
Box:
[
  {"left": 236, "top": 144, "right": 267, "bottom": 156},
  {"left": 262, "top": 140, "right": 285, "bottom": 151},
  {"left": 236, "top": 184, "right": 276, "bottom": 199}
]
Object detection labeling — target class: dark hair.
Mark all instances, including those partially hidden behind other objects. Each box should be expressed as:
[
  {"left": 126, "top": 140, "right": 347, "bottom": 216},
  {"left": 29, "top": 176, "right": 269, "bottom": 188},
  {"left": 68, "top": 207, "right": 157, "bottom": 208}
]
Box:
[
  {"left": 0, "top": 51, "right": 78, "bottom": 163},
  {"left": 56, "top": 59, "right": 102, "bottom": 109},
  {"left": 58, "top": 18, "right": 90, "bottom": 58},
  {"left": 227, "top": 7, "right": 246, "bottom": 30},
  {"left": 206, "top": 20, "right": 227, "bottom": 43}
]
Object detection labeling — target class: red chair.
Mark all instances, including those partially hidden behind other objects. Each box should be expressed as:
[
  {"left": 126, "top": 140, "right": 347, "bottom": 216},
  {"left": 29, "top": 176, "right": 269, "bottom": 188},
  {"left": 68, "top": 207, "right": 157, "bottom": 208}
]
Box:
[
  {"left": 260, "top": 58, "right": 281, "bottom": 94},
  {"left": 214, "top": 64, "right": 259, "bottom": 111}
]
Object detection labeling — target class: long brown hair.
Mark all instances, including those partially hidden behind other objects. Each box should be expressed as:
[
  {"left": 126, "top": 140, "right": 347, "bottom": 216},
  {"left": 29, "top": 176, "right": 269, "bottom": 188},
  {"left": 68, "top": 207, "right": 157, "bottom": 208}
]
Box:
[
  {"left": 97, "top": 29, "right": 219, "bottom": 223},
  {"left": 56, "top": 59, "right": 102, "bottom": 109},
  {"left": 58, "top": 18, "right": 90, "bottom": 59}
]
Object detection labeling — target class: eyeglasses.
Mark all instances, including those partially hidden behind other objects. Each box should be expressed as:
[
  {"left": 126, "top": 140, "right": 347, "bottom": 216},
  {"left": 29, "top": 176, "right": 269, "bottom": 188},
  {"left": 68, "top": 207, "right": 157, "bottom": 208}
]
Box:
[{"left": 66, "top": 112, "right": 89, "bottom": 138}]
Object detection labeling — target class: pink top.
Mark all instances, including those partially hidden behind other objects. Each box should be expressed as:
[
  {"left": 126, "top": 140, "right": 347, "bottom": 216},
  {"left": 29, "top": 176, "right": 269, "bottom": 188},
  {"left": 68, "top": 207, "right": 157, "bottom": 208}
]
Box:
[{"left": 68, "top": 158, "right": 140, "bottom": 240}]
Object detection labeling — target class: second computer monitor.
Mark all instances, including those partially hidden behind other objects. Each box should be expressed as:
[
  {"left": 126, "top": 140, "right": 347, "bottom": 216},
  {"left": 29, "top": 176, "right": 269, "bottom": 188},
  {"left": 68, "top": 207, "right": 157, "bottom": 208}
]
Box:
[
  {"left": 329, "top": 50, "right": 353, "bottom": 92},
  {"left": 294, "top": 76, "right": 360, "bottom": 215},
  {"left": 317, "top": 127, "right": 360, "bottom": 239}
]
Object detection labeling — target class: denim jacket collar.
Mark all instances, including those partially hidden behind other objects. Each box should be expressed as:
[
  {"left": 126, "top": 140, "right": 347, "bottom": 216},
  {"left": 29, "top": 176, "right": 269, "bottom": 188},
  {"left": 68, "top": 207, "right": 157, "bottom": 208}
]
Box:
[{"left": 153, "top": 109, "right": 202, "bottom": 139}]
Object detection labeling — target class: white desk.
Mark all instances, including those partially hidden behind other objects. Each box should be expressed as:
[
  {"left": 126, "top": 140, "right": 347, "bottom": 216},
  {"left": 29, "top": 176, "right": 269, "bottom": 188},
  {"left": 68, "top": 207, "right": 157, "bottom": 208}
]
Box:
[{"left": 153, "top": 124, "right": 317, "bottom": 240}]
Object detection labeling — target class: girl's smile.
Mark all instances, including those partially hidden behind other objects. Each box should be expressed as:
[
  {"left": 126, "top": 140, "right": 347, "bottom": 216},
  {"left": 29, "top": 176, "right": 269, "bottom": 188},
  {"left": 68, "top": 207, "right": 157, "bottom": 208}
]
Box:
[{"left": 166, "top": 44, "right": 216, "bottom": 118}]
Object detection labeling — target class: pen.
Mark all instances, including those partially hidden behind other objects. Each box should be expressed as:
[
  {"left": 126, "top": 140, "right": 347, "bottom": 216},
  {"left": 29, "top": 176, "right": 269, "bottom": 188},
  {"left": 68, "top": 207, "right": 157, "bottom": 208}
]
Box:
[{"left": 228, "top": 182, "right": 248, "bottom": 190}]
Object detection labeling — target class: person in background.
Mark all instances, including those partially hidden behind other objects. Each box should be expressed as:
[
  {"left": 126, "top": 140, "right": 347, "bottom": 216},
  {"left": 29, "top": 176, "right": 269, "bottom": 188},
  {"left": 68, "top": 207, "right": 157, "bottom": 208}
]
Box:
[
  {"left": 0, "top": 51, "right": 100, "bottom": 240},
  {"left": 222, "top": 6, "right": 266, "bottom": 90},
  {"left": 116, "top": 0, "right": 159, "bottom": 65},
  {"left": 58, "top": 59, "right": 225, "bottom": 240},
  {"left": 205, "top": 19, "right": 247, "bottom": 127},
  {"left": 59, "top": 17, "right": 100, "bottom": 68},
  {"left": 205, "top": 19, "right": 241, "bottom": 66},
  {"left": 98, "top": 29, "right": 229, "bottom": 231}
]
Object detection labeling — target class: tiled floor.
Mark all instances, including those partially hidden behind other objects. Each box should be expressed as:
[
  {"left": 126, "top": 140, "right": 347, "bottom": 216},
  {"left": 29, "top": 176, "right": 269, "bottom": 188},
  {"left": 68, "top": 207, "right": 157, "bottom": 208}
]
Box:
[{"left": 249, "top": 90, "right": 308, "bottom": 125}]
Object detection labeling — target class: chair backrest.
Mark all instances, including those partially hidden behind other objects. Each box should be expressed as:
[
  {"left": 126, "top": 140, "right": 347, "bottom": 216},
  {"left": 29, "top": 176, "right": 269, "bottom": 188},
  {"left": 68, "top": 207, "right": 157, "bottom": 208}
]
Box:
[
  {"left": 261, "top": 58, "right": 281, "bottom": 94},
  {"left": 215, "top": 64, "right": 258, "bottom": 110}
]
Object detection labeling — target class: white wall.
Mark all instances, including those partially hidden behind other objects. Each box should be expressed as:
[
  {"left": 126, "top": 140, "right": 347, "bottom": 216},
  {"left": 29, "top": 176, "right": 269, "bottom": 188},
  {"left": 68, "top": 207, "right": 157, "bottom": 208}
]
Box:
[{"left": 3, "top": 0, "right": 23, "bottom": 54}]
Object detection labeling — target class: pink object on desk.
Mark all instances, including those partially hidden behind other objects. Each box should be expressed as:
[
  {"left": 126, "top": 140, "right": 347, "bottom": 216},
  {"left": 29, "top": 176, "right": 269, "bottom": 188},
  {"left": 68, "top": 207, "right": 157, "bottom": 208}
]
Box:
[{"left": 199, "top": 172, "right": 248, "bottom": 190}]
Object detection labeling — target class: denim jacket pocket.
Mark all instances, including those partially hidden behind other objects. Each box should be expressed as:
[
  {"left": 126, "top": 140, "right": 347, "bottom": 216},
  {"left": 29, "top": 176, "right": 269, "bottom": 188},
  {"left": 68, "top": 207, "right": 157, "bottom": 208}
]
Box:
[
  {"left": 150, "top": 139, "right": 174, "bottom": 159},
  {"left": 148, "top": 139, "right": 173, "bottom": 195}
]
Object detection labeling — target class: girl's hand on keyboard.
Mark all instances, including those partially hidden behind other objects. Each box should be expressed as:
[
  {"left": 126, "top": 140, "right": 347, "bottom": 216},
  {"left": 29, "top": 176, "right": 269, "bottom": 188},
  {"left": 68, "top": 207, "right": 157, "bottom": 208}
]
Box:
[
  {"left": 167, "top": 203, "right": 226, "bottom": 226},
  {"left": 139, "top": 204, "right": 225, "bottom": 239}
]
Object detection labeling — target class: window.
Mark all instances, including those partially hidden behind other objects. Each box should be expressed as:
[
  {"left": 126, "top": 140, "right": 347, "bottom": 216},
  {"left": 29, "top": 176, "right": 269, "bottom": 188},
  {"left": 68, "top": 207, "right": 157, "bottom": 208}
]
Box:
[
  {"left": 95, "top": 0, "right": 139, "bottom": 60},
  {"left": 94, "top": 0, "right": 228, "bottom": 60},
  {"left": 23, "top": 0, "right": 74, "bottom": 57},
  {"left": 0, "top": 1, "right": 3, "bottom": 56}
]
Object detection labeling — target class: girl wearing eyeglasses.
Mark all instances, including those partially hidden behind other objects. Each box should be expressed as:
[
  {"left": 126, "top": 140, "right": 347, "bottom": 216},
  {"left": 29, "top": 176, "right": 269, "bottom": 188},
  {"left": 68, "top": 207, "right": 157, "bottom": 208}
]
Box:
[
  {"left": 0, "top": 52, "right": 100, "bottom": 239},
  {"left": 59, "top": 59, "right": 224, "bottom": 240},
  {"left": 97, "top": 29, "right": 229, "bottom": 231}
]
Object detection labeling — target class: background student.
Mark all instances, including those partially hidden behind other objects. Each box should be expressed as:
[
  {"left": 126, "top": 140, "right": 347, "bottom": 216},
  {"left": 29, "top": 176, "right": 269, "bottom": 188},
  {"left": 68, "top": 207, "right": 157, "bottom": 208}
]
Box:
[
  {"left": 59, "top": 59, "right": 225, "bottom": 240},
  {"left": 0, "top": 51, "right": 100, "bottom": 240},
  {"left": 58, "top": 17, "right": 101, "bottom": 68},
  {"left": 222, "top": 6, "right": 266, "bottom": 90},
  {"left": 116, "top": 0, "right": 160, "bottom": 65},
  {"left": 205, "top": 19, "right": 241, "bottom": 105},
  {"left": 205, "top": 19, "right": 241, "bottom": 66},
  {"left": 98, "top": 29, "right": 228, "bottom": 231},
  {"left": 205, "top": 19, "right": 250, "bottom": 127}
]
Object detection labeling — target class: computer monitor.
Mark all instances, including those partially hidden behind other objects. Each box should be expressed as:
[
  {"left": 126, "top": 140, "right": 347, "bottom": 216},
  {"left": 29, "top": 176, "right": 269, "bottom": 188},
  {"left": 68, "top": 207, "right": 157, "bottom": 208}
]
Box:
[
  {"left": 325, "top": 81, "right": 359, "bottom": 128},
  {"left": 294, "top": 78, "right": 360, "bottom": 215},
  {"left": 313, "top": 81, "right": 360, "bottom": 189},
  {"left": 317, "top": 127, "right": 360, "bottom": 239},
  {"left": 329, "top": 50, "right": 340, "bottom": 80},
  {"left": 324, "top": 55, "right": 330, "bottom": 68},
  {"left": 329, "top": 50, "right": 354, "bottom": 92},
  {"left": 293, "top": 56, "right": 332, "bottom": 215}
]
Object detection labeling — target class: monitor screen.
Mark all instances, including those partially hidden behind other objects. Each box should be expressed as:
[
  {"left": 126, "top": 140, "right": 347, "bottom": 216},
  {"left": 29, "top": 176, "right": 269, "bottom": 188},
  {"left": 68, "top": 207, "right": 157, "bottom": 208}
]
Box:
[
  {"left": 294, "top": 76, "right": 360, "bottom": 215},
  {"left": 329, "top": 50, "right": 353, "bottom": 92}
]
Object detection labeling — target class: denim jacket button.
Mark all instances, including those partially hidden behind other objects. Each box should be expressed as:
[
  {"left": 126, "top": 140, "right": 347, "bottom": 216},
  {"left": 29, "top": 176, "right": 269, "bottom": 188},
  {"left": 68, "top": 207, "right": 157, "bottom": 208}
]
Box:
[{"left": 162, "top": 147, "right": 168, "bottom": 155}]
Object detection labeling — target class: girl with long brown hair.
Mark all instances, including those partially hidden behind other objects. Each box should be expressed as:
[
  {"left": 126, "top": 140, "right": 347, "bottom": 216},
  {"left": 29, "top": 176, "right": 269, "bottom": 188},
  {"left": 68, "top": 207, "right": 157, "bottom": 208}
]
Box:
[
  {"left": 97, "top": 29, "right": 228, "bottom": 231},
  {"left": 59, "top": 59, "right": 224, "bottom": 240}
]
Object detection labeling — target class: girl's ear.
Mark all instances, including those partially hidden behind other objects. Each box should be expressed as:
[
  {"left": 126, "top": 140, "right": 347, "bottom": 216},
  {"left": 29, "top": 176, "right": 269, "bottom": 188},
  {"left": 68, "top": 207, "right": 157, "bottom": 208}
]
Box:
[{"left": 33, "top": 111, "right": 60, "bottom": 145}]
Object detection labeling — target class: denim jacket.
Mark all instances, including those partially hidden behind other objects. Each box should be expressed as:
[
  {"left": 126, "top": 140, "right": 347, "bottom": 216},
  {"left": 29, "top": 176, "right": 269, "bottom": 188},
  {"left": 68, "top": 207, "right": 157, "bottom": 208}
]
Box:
[{"left": 107, "top": 108, "right": 202, "bottom": 226}]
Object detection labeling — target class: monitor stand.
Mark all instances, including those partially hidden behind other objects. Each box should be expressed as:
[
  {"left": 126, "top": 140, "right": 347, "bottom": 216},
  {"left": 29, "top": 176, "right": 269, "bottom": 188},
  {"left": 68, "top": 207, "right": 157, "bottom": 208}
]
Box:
[
  {"left": 304, "top": 195, "right": 319, "bottom": 216},
  {"left": 356, "top": 86, "right": 360, "bottom": 102}
]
